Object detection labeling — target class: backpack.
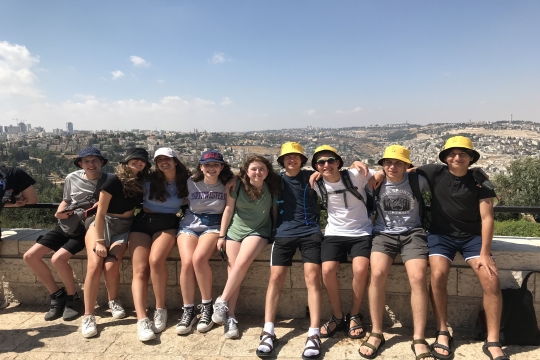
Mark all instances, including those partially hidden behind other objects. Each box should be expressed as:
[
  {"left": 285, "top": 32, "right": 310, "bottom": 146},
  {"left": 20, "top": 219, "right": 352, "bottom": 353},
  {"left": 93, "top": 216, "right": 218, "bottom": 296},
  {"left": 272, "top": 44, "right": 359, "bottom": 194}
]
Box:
[
  {"left": 372, "top": 172, "right": 427, "bottom": 229},
  {"left": 0, "top": 166, "right": 13, "bottom": 213},
  {"left": 477, "top": 271, "right": 540, "bottom": 346},
  {"left": 315, "top": 169, "right": 374, "bottom": 212}
]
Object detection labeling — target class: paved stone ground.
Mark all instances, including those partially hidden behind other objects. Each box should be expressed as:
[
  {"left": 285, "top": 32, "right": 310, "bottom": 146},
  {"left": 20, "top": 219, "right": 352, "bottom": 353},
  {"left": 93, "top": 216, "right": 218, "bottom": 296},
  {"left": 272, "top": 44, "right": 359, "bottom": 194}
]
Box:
[{"left": 1, "top": 304, "right": 539, "bottom": 359}]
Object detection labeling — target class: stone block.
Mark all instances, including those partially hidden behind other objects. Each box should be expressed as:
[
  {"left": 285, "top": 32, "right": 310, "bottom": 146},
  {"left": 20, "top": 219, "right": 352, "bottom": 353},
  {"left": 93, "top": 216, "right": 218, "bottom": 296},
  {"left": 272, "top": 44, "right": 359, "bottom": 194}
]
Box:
[
  {"left": 492, "top": 237, "right": 540, "bottom": 270},
  {"left": 121, "top": 259, "right": 177, "bottom": 286},
  {"left": 209, "top": 260, "right": 229, "bottom": 287},
  {"left": 457, "top": 268, "right": 483, "bottom": 297},
  {"left": 3, "top": 282, "right": 50, "bottom": 304},
  {"left": 387, "top": 265, "right": 412, "bottom": 294},
  {"left": 169, "top": 245, "right": 180, "bottom": 259},
  {"left": 291, "top": 262, "right": 323, "bottom": 289},
  {"left": 19, "top": 240, "right": 46, "bottom": 255},
  {"left": 447, "top": 296, "right": 482, "bottom": 330},
  {"left": 0, "top": 239, "right": 18, "bottom": 256},
  {"left": 0, "top": 258, "right": 37, "bottom": 283},
  {"left": 122, "top": 259, "right": 132, "bottom": 284},
  {"left": 427, "top": 267, "right": 458, "bottom": 296}
]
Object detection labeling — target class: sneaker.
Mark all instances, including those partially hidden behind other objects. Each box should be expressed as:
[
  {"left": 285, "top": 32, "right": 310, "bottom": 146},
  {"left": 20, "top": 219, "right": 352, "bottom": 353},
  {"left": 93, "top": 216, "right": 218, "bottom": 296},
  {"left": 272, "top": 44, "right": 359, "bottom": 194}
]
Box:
[
  {"left": 0, "top": 300, "right": 9, "bottom": 310},
  {"left": 62, "top": 296, "right": 80, "bottom": 321},
  {"left": 108, "top": 299, "right": 126, "bottom": 319},
  {"left": 151, "top": 308, "right": 167, "bottom": 333},
  {"left": 175, "top": 306, "right": 196, "bottom": 335},
  {"left": 81, "top": 315, "right": 98, "bottom": 338},
  {"left": 212, "top": 298, "right": 228, "bottom": 325},
  {"left": 44, "top": 292, "right": 66, "bottom": 321},
  {"left": 137, "top": 318, "right": 156, "bottom": 342},
  {"left": 197, "top": 302, "right": 214, "bottom": 333},
  {"left": 224, "top": 316, "right": 239, "bottom": 339}
]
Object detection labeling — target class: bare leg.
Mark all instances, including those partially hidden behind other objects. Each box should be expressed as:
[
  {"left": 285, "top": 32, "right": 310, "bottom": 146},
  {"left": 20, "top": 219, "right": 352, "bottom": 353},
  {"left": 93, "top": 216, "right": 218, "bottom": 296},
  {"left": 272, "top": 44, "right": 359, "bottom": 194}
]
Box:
[
  {"left": 405, "top": 258, "right": 432, "bottom": 359},
  {"left": 359, "top": 252, "right": 392, "bottom": 357},
  {"left": 149, "top": 230, "right": 176, "bottom": 309},
  {"left": 320, "top": 260, "right": 343, "bottom": 335},
  {"left": 220, "top": 237, "right": 268, "bottom": 316},
  {"left": 51, "top": 249, "right": 76, "bottom": 295},
  {"left": 192, "top": 233, "right": 219, "bottom": 301},
  {"left": 103, "top": 242, "right": 127, "bottom": 301},
  {"left": 177, "top": 233, "right": 198, "bottom": 304},
  {"left": 429, "top": 255, "right": 452, "bottom": 357},
  {"left": 264, "top": 266, "right": 288, "bottom": 323},
  {"left": 129, "top": 232, "right": 151, "bottom": 320},
  {"left": 350, "top": 256, "right": 369, "bottom": 316},
  {"left": 83, "top": 232, "right": 105, "bottom": 315},
  {"left": 304, "top": 263, "right": 322, "bottom": 329},
  {"left": 23, "top": 243, "right": 60, "bottom": 294},
  {"left": 468, "top": 257, "right": 504, "bottom": 359}
]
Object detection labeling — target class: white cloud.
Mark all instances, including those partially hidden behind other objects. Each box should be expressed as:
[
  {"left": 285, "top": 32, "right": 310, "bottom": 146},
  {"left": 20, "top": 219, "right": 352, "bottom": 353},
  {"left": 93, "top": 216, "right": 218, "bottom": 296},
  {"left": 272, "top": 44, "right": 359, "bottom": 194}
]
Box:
[
  {"left": 336, "top": 106, "right": 362, "bottom": 115},
  {"left": 303, "top": 109, "right": 316, "bottom": 116},
  {"left": 111, "top": 70, "right": 125, "bottom": 80},
  {"left": 221, "top": 97, "right": 232, "bottom": 105},
  {"left": 0, "top": 41, "right": 42, "bottom": 98},
  {"left": 209, "top": 52, "right": 230, "bottom": 64},
  {"left": 157, "top": 79, "right": 165, "bottom": 83},
  {"left": 130, "top": 55, "right": 150, "bottom": 67}
]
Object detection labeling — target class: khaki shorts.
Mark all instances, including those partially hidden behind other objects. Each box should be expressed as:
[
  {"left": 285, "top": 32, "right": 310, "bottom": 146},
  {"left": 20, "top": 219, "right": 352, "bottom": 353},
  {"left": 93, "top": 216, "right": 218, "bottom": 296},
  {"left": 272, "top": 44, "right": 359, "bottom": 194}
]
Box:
[{"left": 371, "top": 228, "right": 428, "bottom": 263}]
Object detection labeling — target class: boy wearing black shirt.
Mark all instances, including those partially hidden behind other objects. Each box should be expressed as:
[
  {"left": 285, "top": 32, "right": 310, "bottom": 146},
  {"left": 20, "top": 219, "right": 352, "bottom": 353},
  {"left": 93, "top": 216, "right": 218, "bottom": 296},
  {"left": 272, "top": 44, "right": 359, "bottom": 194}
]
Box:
[{"left": 416, "top": 136, "right": 506, "bottom": 360}]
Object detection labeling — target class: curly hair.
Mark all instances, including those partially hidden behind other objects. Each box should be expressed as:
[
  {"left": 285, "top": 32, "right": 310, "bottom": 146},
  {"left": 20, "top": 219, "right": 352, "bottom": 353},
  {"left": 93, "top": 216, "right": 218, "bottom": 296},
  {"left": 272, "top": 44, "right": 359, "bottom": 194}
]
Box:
[
  {"left": 237, "top": 155, "right": 280, "bottom": 200},
  {"left": 115, "top": 162, "right": 151, "bottom": 197},
  {"left": 148, "top": 157, "right": 192, "bottom": 202},
  {"left": 192, "top": 162, "right": 234, "bottom": 185}
]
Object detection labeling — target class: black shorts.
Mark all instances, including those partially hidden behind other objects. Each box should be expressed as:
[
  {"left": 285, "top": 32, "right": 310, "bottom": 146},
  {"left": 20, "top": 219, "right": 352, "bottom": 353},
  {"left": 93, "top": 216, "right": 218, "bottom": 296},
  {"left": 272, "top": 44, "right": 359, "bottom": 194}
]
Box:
[
  {"left": 271, "top": 233, "right": 322, "bottom": 266},
  {"left": 130, "top": 211, "right": 180, "bottom": 237},
  {"left": 36, "top": 225, "right": 86, "bottom": 255},
  {"left": 321, "top": 235, "right": 372, "bottom": 263}
]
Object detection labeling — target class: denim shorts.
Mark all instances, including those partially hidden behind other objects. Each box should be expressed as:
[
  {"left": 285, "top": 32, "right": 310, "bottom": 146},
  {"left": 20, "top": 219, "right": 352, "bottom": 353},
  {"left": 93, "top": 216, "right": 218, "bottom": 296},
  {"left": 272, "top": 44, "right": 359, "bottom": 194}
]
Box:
[
  {"left": 177, "top": 228, "right": 219, "bottom": 238},
  {"left": 427, "top": 232, "right": 484, "bottom": 262}
]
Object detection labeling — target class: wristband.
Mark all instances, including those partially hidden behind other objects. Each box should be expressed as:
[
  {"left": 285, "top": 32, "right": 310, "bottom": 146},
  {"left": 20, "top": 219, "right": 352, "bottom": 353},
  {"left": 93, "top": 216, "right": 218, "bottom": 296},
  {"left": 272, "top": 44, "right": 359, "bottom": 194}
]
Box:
[{"left": 218, "top": 236, "right": 226, "bottom": 239}]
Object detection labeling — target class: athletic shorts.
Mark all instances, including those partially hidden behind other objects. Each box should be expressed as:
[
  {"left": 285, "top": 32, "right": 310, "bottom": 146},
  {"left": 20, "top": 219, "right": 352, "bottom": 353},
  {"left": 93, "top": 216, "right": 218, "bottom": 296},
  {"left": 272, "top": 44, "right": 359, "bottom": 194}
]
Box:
[
  {"left": 36, "top": 225, "right": 86, "bottom": 255},
  {"left": 371, "top": 228, "right": 428, "bottom": 263},
  {"left": 130, "top": 211, "right": 179, "bottom": 237},
  {"left": 427, "top": 232, "right": 484, "bottom": 262},
  {"left": 321, "top": 235, "right": 372, "bottom": 263},
  {"left": 271, "top": 233, "right": 322, "bottom": 266},
  {"left": 226, "top": 234, "right": 271, "bottom": 243}
]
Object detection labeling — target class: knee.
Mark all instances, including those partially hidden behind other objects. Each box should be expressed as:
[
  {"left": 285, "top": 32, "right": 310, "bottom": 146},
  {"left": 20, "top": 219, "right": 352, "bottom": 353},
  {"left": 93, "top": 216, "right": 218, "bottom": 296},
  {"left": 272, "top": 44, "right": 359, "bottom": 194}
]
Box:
[
  {"left": 370, "top": 268, "right": 388, "bottom": 284},
  {"left": 482, "top": 275, "right": 501, "bottom": 295},
  {"left": 269, "top": 270, "right": 287, "bottom": 284},
  {"left": 149, "top": 256, "right": 165, "bottom": 270},
  {"left": 103, "top": 261, "right": 120, "bottom": 276},
  {"left": 133, "top": 265, "right": 150, "bottom": 281},
  {"left": 23, "top": 250, "right": 37, "bottom": 264},
  {"left": 304, "top": 270, "right": 321, "bottom": 286},
  {"left": 192, "top": 255, "right": 207, "bottom": 271},
  {"left": 408, "top": 271, "right": 427, "bottom": 288},
  {"left": 352, "top": 265, "right": 368, "bottom": 279},
  {"left": 51, "top": 254, "right": 69, "bottom": 268},
  {"left": 321, "top": 267, "right": 336, "bottom": 280},
  {"left": 181, "top": 259, "right": 194, "bottom": 273},
  {"left": 430, "top": 269, "right": 448, "bottom": 286}
]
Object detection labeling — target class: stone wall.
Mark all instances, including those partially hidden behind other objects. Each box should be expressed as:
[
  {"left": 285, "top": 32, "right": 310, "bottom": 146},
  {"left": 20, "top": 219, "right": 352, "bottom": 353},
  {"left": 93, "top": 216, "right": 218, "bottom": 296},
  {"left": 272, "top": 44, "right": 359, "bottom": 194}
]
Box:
[{"left": 2, "top": 229, "right": 540, "bottom": 330}]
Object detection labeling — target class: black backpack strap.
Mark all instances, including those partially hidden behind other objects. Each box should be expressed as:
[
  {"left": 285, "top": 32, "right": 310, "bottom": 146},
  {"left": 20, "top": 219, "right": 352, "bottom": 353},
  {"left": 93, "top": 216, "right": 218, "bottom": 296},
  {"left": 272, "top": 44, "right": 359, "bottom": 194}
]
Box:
[
  {"left": 340, "top": 170, "right": 366, "bottom": 208},
  {"left": 316, "top": 178, "right": 328, "bottom": 210},
  {"left": 92, "top": 172, "right": 108, "bottom": 201},
  {"left": 371, "top": 181, "right": 382, "bottom": 220},
  {"left": 408, "top": 172, "right": 425, "bottom": 221},
  {"left": 521, "top": 271, "right": 540, "bottom": 291},
  {"left": 235, "top": 179, "right": 242, "bottom": 198}
]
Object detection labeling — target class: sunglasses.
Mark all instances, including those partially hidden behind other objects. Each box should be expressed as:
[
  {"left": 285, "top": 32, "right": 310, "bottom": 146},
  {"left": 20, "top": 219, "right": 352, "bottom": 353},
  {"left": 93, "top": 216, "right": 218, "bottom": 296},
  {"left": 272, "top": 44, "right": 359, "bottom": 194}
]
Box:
[{"left": 316, "top": 157, "right": 336, "bottom": 166}]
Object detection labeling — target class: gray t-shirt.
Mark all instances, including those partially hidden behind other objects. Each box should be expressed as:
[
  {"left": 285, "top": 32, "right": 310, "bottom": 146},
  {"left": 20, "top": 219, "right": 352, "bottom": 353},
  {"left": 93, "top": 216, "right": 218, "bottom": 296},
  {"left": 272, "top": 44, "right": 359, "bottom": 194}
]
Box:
[
  {"left": 179, "top": 178, "right": 227, "bottom": 232},
  {"left": 373, "top": 172, "right": 430, "bottom": 234},
  {"left": 62, "top": 170, "right": 111, "bottom": 207}
]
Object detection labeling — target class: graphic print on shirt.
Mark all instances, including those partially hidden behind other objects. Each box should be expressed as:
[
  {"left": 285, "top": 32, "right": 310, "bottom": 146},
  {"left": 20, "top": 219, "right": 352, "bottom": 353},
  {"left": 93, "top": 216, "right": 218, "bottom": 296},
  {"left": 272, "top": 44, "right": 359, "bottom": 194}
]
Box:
[
  {"left": 190, "top": 191, "right": 226, "bottom": 201},
  {"left": 379, "top": 188, "right": 414, "bottom": 215}
]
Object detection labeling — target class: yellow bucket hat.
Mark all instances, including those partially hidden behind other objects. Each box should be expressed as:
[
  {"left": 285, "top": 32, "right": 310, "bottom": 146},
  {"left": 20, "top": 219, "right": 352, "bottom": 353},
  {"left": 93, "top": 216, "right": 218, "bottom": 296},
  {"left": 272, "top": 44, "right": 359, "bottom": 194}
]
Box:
[
  {"left": 277, "top": 142, "right": 308, "bottom": 167},
  {"left": 438, "top": 136, "right": 480, "bottom": 164},
  {"left": 311, "top": 145, "right": 343, "bottom": 169},
  {"left": 377, "top": 145, "right": 413, "bottom": 168}
]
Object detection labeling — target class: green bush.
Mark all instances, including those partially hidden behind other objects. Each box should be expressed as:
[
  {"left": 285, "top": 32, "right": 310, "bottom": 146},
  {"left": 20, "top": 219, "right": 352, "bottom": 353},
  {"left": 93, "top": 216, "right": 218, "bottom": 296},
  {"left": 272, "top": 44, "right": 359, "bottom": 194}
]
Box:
[{"left": 494, "top": 219, "right": 540, "bottom": 237}]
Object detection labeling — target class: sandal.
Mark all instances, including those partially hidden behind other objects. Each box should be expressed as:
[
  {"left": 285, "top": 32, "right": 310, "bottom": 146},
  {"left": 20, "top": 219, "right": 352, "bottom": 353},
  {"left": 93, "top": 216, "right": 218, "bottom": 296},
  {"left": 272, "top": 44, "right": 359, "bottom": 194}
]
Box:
[
  {"left": 302, "top": 334, "right": 321, "bottom": 360},
  {"left": 255, "top": 331, "right": 278, "bottom": 358},
  {"left": 482, "top": 341, "right": 509, "bottom": 360},
  {"left": 347, "top": 313, "right": 366, "bottom": 339},
  {"left": 358, "top": 332, "right": 385, "bottom": 359},
  {"left": 320, "top": 313, "right": 345, "bottom": 338},
  {"left": 430, "top": 330, "right": 454, "bottom": 360},
  {"left": 411, "top": 339, "right": 434, "bottom": 360}
]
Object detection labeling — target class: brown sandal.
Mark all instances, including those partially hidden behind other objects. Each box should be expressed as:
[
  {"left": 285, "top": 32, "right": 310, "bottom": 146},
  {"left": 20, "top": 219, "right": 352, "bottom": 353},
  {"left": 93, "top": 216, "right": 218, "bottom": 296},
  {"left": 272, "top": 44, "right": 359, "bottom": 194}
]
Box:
[
  {"left": 358, "top": 332, "right": 385, "bottom": 359},
  {"left": 302, "top": 334, "right": 321, "bottom": 360},
  {"left": 411, "top": 339, "right": 434, "bottom": 360},
  {"left": 255, "top": 331, "right": 277, "bottom": 358},
  {"left": 320, "top": 313, "right": 345, "bottom": 338}
]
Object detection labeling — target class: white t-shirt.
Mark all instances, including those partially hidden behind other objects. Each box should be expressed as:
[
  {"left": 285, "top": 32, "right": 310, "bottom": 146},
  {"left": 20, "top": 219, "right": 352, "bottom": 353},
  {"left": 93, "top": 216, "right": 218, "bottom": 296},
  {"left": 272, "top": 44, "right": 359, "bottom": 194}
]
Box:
[{"left": 314, "top": 169, "right": 374, "bottom": 237}]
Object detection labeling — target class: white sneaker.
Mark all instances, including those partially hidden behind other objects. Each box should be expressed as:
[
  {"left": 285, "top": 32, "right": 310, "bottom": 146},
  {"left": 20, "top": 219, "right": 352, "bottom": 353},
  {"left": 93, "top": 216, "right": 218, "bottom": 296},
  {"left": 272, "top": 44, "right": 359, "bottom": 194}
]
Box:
[
  {"left": 152, "top": 308, "right": 167, "bottom": 333},
  {"left": 81, "top": 315, "right": 98, "bottom": 338},
  {"left": 108, "top": 299, "right": 126, "bottom": 319},
  {"left": 137, "top": 318, "right": 156, "bottom": 342},
  {"left": 224, "top": 316, "right": 239, "bottom": 339},
  {"left": 212, "top": 298, "right": 228, "bottom": 325}
]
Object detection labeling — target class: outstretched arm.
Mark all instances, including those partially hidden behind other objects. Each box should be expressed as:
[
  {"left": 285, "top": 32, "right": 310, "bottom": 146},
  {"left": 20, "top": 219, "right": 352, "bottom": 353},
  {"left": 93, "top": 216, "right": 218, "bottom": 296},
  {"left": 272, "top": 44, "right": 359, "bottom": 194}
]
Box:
[{"left": 217, "top": 192, "right": 236, "bottom": 251}]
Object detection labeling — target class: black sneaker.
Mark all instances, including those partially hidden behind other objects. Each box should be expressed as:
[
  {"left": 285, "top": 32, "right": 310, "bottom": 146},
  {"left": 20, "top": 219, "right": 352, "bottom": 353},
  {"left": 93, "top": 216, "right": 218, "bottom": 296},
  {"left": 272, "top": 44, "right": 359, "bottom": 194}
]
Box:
[
  {"left": 44, "top": 292, "right": 66, "bottom": 321},
  {"left": 175, "top": 306, "right": 196, "bottom": 335},
  {"left": 62, "top": 296, "right": 80, "bottom": 321},
  {"left": 196, "top": 302, "right": 214, "bottom": 333}
]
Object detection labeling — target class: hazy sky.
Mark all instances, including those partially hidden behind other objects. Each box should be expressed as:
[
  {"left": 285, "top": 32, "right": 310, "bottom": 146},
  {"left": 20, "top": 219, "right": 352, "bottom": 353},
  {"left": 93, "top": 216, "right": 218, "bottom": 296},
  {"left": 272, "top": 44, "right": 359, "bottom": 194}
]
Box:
[{"left": 1, "top": 1, "right": 539, "bottom": 132}]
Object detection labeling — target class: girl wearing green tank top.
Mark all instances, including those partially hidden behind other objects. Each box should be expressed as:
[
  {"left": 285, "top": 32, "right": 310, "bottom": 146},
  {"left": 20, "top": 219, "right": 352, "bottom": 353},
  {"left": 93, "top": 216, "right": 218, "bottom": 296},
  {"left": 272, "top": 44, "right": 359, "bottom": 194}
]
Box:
[{"left": 212, "top": 155, "right": 280, "bottom": 339}]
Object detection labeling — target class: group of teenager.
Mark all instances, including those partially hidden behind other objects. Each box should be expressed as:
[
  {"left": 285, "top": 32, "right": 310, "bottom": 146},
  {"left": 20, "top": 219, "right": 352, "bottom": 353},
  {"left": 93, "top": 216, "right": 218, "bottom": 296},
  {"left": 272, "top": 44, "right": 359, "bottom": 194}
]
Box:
[{"left": 8, "top": 135, "right": 507, "bottom": 360}]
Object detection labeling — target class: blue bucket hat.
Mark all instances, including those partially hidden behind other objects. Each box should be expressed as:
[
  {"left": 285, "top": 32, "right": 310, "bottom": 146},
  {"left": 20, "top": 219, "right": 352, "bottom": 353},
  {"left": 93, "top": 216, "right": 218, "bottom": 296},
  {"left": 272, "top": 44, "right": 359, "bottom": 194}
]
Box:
[{"left": 74, "top": 147, "right": 108, "bottom": 168}]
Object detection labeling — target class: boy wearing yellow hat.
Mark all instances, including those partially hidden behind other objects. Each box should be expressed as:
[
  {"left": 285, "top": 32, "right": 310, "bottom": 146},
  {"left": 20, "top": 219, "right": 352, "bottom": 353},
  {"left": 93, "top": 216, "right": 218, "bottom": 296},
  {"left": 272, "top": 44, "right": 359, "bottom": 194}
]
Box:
[
  {"left": 311, "top": 145, "right": 375, "bottom": 347},
  {"left": 415, "top": 136, "right": 504, "bottom": 360},
  {"left": 358, "top": 145, "right": 433, "bottom": 360},
  {"left": 256, "top": 142, "right": 367, "bottom": 359}
]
